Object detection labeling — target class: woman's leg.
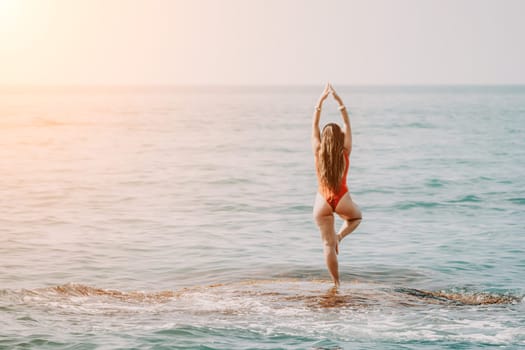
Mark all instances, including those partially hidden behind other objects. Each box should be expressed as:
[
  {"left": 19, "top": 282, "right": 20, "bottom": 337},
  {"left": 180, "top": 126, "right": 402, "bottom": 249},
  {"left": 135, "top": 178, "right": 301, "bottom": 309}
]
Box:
[
  {"left": 313, "top": 192, "right": 340, "bottom": 287},
  {"left": 335, "top": 193, "right": 362, "bottom": 243}
]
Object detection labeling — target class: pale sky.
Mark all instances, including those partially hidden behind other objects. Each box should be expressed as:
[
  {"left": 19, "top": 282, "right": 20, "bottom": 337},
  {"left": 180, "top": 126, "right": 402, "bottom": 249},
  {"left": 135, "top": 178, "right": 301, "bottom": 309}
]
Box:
[{"left": 1, "top": 0, "right": 524, "bottom": 86}]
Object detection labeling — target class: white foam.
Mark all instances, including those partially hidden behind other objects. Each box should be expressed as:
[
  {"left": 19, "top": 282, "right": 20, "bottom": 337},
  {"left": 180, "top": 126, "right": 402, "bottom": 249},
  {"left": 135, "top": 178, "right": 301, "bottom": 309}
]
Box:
[{"left": 4, "top": 280, "right": 523, "bottom": 345}]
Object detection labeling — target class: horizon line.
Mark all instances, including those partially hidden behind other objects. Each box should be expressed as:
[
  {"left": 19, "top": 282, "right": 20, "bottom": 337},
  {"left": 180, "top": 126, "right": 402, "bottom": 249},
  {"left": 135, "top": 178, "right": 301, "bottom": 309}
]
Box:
[{"left": 1, "top": 83, "right": 525, "bottom": 89}]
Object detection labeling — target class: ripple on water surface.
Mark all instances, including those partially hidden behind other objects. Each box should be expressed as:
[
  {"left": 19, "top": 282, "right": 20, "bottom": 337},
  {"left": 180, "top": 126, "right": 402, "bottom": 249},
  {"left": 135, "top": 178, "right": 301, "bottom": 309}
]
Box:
[{"left": 1, "top": 278, "right": 523, "bottom": 348}]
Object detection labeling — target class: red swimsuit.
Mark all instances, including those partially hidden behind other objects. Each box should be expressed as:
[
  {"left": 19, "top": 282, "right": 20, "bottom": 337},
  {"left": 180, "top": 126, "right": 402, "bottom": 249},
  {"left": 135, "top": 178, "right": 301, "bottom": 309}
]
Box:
[{"left": 316, "top": 150, "right": 350, "bottom": 211}]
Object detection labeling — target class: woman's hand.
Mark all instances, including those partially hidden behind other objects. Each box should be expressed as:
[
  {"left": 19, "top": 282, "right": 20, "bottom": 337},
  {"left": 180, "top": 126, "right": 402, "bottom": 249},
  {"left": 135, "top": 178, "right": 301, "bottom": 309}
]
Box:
[
  {"left": 329, "top": 83, "right": 344, "bottom": 105},
  {"left": 317, "top": 82, "right": 331, "bottom": 107}
]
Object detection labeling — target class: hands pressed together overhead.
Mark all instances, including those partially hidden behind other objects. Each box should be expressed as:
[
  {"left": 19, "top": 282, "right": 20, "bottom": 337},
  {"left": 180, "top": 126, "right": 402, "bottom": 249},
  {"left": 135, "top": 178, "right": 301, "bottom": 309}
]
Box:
[{"left": 317, "top": 82, "right": 343, "bottom": 107}]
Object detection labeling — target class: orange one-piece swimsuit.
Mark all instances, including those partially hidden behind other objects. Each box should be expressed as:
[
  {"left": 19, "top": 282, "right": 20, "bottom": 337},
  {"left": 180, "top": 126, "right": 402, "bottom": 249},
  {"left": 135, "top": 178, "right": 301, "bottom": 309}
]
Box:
[{"left": 316, "top": 150, "right": 350, "bottom": 211}]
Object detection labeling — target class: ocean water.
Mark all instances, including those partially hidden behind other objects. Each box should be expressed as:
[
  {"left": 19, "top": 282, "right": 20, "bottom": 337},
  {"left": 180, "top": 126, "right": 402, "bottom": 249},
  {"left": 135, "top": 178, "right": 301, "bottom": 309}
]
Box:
[{"left": 1, "top": 85, "right": 524, "bottom": 349}]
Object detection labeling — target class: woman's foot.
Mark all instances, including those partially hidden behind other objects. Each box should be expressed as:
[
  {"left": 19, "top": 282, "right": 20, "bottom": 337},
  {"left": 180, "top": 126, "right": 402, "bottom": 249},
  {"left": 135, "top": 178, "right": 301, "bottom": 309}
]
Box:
[
  {"left": 336, "top": 234, "right": 343, "bottom": 254},
  {"left": 336, "top": 218, "right": 361, "bottom": 245}
]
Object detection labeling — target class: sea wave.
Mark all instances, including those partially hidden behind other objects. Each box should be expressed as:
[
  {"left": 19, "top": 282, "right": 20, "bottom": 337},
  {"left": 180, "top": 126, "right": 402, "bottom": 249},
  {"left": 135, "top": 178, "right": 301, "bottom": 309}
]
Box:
[{"left": 2, "top": 280, "right": 521, "bottom": 312}]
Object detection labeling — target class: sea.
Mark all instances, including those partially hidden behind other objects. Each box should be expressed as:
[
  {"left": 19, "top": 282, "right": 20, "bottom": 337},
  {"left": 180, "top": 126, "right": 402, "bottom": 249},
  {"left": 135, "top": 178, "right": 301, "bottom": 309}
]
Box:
[{"left": 1, "top": 85, "right": 524, "bottom": 349}]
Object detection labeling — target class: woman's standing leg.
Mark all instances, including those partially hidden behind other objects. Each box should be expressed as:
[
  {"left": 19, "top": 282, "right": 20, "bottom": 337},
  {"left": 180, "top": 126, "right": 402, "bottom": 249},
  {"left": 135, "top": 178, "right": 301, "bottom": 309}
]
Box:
[{"left": 313, "top": 192, "right": 340, "bottom": 286}]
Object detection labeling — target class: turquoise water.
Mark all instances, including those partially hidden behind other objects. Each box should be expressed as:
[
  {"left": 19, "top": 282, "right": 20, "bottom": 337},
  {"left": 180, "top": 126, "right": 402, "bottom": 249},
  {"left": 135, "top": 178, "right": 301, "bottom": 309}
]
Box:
[{"left": 1, "top": 85, "right": 524, "bottom": 349}]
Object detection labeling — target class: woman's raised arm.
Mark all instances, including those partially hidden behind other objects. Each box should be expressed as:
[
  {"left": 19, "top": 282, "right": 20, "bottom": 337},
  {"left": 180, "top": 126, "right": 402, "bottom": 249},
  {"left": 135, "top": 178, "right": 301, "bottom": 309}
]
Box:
[
  {"left": 312, "top": 83, "right": 331, "bottom": 154},
  {"left": 329, "top": 84, "right": 352, "bottom": 153}
]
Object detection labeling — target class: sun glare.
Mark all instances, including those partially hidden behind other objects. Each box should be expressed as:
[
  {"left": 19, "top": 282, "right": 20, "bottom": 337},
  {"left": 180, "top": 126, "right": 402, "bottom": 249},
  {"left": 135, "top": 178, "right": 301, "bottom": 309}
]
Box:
[{"left": 0, "top": 0, "right": 21, "bottom": 29}]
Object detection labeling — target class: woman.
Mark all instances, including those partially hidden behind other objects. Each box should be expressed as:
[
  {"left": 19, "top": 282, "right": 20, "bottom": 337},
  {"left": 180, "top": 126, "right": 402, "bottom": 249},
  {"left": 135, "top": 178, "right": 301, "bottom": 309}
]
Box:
[{"left": 312, "top": 83, "right": 362, "bottom": 287}]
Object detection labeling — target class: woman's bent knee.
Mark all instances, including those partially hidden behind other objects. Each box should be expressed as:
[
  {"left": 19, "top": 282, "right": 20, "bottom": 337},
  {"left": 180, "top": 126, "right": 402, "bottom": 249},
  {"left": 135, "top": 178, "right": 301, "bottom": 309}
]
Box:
[{"left": 347, "top": 209, "right": 362, "bottom": 221}]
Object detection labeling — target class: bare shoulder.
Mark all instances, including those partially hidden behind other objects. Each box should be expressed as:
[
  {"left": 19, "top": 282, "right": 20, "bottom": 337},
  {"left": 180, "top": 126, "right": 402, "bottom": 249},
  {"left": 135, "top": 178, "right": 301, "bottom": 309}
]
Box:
[
  {"left": 342, "top": 130, "right": 352, "bottom": 154},
  {"left": 313, "top": 147, "right": 321, "bottom": 168},
  {"left": 311, "top": 139, "right": 321, "bottom": 156}
]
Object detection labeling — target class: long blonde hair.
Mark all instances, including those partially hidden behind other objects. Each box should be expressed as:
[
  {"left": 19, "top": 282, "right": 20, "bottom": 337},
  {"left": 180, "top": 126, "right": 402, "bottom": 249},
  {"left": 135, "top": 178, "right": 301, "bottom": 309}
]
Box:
[{"left": 318, "top": 123, "right": 345, "bottom": 192}]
